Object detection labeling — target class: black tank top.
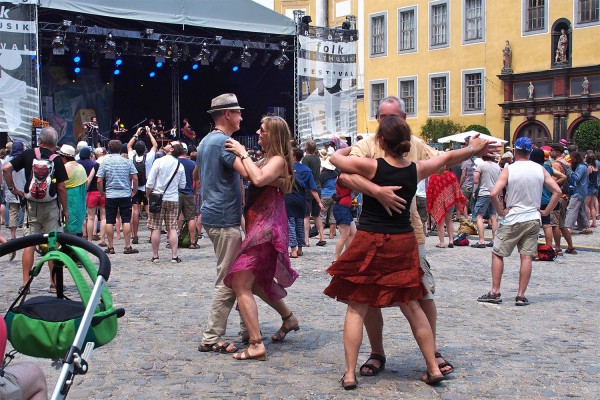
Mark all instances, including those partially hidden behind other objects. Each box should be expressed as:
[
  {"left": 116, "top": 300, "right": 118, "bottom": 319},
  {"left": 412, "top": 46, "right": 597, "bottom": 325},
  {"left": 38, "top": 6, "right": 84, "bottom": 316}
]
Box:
[{"left": 358, "top": 158, "right": 417, "bottom": 234}]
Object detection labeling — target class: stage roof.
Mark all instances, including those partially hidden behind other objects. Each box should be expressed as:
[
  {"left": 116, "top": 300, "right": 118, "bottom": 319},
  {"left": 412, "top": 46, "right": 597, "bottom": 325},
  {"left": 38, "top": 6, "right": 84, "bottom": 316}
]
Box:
[{"left": 39, "top": 0, "right": 297, "bottom": 35}]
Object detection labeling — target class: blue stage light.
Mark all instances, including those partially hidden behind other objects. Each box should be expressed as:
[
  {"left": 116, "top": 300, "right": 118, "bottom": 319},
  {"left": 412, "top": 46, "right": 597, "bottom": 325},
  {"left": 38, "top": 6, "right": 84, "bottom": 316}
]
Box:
[
  {"left": 74, "top": 67, "right": 81, "bottom": 74},
  {"left": 232, "top": 65, "right": 239, "bottom": 72},
  {"left": 149, "top": 71, "right": 156, "bottom": 78},
  {"left": 156, "top": 62, "right": 163, "bottom": 68},
  {"left": 73, "top": 55, "right": 81, "bottom": 63},
  {"left": 115, "top": 58, "right": 123, "bottom": 66},
  {"left": 113, "top": 69, "right": 120, "bottom": 75},
  {"left": 192, "top": 64, "right": 199, "bottom": 70},
  {"left": 182, "top": 74, "right": 189, "bottom": 81}
]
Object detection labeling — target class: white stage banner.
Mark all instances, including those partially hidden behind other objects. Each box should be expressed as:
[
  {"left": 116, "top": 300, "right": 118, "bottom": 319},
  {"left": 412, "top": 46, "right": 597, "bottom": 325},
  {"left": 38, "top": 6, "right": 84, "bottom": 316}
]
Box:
[
  {"left": 297, "top": 24, "right": 357, "bottom": 144},
  {"left": 0, "top": 2, "right": 39, "bottom": 145}
]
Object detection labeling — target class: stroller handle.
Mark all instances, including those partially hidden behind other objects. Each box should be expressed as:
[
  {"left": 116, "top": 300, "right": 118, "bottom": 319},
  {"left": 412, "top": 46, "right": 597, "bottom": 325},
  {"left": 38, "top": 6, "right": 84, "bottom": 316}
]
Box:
[{"left": 0, "top": 233, "right": 112, "bottom": 281}]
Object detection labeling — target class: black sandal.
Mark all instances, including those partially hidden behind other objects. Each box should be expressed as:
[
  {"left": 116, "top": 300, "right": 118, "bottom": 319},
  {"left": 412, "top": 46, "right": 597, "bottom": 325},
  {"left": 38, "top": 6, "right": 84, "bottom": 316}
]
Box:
[
  {"left": 198, "top": 341, "right": 238, "bottom": 354},
  {"left": 340, "top": 373, "right": 357, "bottom": 390},
  {"left": 359, "top": 353, "right": 386, "bottom": 376},
  {"left": 435, "top": 352, "right": 455, "bottom": 376}
]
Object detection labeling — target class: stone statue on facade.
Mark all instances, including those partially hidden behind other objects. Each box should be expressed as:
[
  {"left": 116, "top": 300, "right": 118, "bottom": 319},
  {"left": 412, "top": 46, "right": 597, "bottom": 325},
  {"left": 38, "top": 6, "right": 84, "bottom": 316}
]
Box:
[
  {"left": 555, "top": 29, "right": 568, "bottom": 64},
  {"left": 582, "top": 77, "right": 590, "bottom": 96},
  {"left": 502, "top": 40, "right": 513, "bottom": 73},
  {"left": 528, "top": 82, "right": 534, "bottom": 99}
]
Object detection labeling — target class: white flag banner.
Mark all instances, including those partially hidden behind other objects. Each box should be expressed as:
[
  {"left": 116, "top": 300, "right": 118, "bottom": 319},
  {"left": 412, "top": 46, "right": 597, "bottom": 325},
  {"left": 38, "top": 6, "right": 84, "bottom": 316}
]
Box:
[
  {"left": 297, "top": 24, "right": 358, "bottom": 144},
  {"left": 0, "top": 2, "right": 39, "bottom": 144}
]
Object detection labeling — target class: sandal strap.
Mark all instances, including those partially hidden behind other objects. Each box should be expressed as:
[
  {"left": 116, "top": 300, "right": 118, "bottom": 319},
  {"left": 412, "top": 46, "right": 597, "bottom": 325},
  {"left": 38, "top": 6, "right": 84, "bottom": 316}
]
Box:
[
  {"left": 281, "top": 312, "right": 293, "bottom": 321},
  {"left": 248, "top": 338, "right": 263, "bottom": 345},
  {"left": 367, "top": 353, "right": 386, "bottom": 363}
]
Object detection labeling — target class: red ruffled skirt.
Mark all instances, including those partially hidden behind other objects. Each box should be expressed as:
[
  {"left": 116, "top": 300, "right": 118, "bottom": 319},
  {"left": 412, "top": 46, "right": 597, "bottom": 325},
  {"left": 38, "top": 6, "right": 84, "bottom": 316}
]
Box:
[{"left": 324, "top": 230, "right": 427, "bottom": 307}]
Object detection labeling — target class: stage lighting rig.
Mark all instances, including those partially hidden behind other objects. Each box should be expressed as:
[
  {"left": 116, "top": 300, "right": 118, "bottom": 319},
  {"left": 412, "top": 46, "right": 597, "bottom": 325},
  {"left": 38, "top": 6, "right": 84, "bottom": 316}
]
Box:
[
  {"left": 222, "top": 49, "right": 234, "bottom": 63},
  {"left": 273, "top": 51, "right": 289, "bottom": 70},
  {"left": 260, "top": 52, "right": 272, "bottom": 66},
  {"left": 240, "top": 45, "right": 253, "bottom": 68},
  {"left": 194, "top": 42, "right": 211, "bottom": 65},
  {"left": 155, "top": 37, "right": 167, "bottom": 56},
  {"left": 62, "top": 20, "right": 72, "bottom": 27},
  {"left": 52, "top": 34, "right": 66, "bottom": 55}
]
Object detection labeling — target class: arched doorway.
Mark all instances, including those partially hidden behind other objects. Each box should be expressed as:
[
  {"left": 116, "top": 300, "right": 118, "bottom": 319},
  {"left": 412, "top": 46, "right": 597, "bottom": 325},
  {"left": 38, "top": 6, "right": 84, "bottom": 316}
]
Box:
[{"left": 513, "top": 120, "right": 551, "bottom": 147}]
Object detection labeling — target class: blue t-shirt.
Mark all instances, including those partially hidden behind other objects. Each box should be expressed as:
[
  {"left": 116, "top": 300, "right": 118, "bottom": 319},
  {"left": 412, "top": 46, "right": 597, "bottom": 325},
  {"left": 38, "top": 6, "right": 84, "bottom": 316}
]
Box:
[
  {"left": 541, "top": 164, "right": 553, "bottom": 205},
  {"left": 285, "top": 162, "right": 317, "bottom": 218},
  {"left": 196, "top": 131, "right": 241, "bottom": 228},
  {"left": 178, "top": 157, "right": 196, "bottom": 196},
  {"left": 571, "top": 163, "right": 589, "bottom": 201}
]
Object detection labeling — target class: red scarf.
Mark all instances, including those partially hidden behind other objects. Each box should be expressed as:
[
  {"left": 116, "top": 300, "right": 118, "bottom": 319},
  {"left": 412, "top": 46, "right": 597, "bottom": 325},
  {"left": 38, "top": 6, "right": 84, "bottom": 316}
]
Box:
[{"left": 426, "top": 170, "right": 467, "bottom": 224}]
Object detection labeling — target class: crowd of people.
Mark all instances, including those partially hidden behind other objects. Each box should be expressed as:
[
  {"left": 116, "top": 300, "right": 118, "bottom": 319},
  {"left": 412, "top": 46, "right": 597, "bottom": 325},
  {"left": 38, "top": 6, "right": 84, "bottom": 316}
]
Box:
[{"left": 0, "top": 92, "right": 597, "bottom": 394}]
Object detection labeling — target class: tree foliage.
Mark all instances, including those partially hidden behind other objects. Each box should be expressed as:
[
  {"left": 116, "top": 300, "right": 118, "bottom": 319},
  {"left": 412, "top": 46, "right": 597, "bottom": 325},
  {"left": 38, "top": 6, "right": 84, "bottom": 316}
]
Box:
[
  {"left": 465, "top": 124, "right": 491, "bottom": 136},
  {"left": 420, "top": 118, "right": 465, "bottom": 143},
  {"left": 573, "top": 120, "right": 600, "bottom": 151}
]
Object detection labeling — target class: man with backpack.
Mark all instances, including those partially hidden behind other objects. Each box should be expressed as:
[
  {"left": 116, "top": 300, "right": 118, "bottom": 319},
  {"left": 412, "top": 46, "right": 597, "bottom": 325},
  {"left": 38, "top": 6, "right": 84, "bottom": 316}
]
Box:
[
  {"left": 2, "top": 127, "right": 69, "bottom": 290},
  {"left": 127, "top": 127, "right": 158, "bottom": 244},
  {"left": 549, "top": 143, "right": 576, "bottom": 255}
]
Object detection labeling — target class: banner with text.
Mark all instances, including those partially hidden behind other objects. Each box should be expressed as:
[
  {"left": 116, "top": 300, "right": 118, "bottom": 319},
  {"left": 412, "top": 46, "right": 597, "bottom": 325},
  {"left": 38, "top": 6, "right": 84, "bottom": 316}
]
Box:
[
  {"left": 297, "top": 24, "right": 358, "bottom": 144},
  {"left": 0, "top": 2, "right": 39, "bottom": 145}
]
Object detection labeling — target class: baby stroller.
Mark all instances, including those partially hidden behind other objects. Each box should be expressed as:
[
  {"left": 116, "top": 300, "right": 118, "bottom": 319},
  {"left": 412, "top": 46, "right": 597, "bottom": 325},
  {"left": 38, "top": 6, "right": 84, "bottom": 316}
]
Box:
[{"left": 0, "top": 231, "right": 124, "bottom": 400}]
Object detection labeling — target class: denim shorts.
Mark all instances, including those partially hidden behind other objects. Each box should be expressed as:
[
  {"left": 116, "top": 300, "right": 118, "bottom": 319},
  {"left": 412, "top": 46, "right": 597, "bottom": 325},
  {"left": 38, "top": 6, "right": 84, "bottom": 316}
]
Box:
[{"left": 333, "top": 204, "right": 353, "bottom": 225}]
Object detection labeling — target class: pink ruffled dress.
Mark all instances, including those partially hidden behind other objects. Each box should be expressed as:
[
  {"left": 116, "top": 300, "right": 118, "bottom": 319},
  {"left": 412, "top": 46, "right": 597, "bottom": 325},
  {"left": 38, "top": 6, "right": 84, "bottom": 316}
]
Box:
[{"left": 224, "top": 185, "right": 298, "bottom": 301}]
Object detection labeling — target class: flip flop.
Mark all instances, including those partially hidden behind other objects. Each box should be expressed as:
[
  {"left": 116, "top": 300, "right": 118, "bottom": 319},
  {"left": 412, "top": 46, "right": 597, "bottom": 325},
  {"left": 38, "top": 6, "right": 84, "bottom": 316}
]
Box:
[
  {"left": 289, "top": 253, "right": 298, "bottom": 258},
  {"left": 435, "top": 244, "right": 445, "bottom": 248},
  {"left": 421, "top": 372, "right": 445, "bottom": 385}
]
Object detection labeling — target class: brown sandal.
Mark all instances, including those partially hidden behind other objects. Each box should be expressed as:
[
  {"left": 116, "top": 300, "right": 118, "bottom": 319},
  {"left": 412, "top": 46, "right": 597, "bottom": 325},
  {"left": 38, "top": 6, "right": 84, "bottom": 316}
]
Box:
[
  {"left": 271, "top": 312, "right": 300, "bottom": 342},
  {"left": 232, "top": 339, "right": 266, "bottom": 361}
]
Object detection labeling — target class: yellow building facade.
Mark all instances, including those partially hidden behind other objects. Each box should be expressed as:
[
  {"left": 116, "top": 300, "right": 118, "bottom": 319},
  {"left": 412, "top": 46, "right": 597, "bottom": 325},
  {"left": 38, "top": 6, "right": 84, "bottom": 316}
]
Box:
[{"left": 362, "top": 0, "right": 600, "bottom": 145}]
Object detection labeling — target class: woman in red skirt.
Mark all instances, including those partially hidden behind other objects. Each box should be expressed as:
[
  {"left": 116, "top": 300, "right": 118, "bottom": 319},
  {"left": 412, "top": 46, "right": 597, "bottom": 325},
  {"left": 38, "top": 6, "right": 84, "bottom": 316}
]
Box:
[{"left": 325, "top": 116, "right": 492, "bottom": 389}]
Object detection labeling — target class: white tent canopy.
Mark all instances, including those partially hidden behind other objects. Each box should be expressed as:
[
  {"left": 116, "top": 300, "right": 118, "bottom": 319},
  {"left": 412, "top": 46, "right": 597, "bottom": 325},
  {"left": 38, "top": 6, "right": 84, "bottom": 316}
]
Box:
[
  {"left": 39, "top": 0, "right": 297, "bottom": 35},
  {"left": 437, "top": 130, "right": 508, "bottom": 144}
]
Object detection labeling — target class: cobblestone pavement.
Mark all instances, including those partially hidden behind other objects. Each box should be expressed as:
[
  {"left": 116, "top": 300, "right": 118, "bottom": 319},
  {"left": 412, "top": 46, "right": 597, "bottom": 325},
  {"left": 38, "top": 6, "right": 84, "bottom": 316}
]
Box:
[{"left": 1, "top": 223, "right": 599, "bottom": 399}]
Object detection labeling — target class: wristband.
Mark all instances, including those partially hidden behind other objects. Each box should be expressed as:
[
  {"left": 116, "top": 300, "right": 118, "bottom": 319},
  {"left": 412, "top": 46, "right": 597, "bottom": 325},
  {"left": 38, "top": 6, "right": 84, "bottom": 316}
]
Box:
[
  {"left": 241, "top": 153, "right": 250, "bottom": 160},
  {"left": 468, "top": 145, "right": 475, "bottom": 156}
]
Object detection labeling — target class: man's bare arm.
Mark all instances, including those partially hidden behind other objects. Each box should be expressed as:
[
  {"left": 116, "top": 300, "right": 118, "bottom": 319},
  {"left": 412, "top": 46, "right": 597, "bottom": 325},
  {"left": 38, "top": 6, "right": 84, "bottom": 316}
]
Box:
[{"left": 338, "top": 172, "right": 406, "bottom": 216}]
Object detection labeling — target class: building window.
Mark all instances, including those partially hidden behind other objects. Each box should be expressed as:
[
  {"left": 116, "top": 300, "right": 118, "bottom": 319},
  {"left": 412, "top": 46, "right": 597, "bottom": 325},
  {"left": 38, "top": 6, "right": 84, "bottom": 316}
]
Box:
[
  {"left": 464, "top": 0, "right": 484, "bottom": 41},
  {"left": 399, "top": 7, "right": 416, "bottom": 52},
  {"left": 577, "top": 0, "right": 599, "bottom": 25},
  {"left": 430, "top": 2, "right": 449, "bottom": 47},
  {"left": 399, "top": 77, "right": 417, "bottom": 117},
  {"left": 370, "top": 81, "right": 386, "bottom": 118},
  {"left": 430, "top": 74, "right": 449, "bottom": 115},
  {"left": 525, "top": 0, "right": 546, "bottom": 31},
  {"left": 370, "top": 13, "right": 387, "bottom": 56},
  {"left": 463, "top": 70, "right": 484, "bottom": 114}
]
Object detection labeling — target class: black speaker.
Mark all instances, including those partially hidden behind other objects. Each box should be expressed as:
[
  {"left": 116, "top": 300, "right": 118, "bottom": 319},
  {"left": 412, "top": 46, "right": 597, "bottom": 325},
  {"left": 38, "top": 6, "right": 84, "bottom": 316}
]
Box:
[{"left": 0, "top": 132, "right": 7, "bottom": 149}]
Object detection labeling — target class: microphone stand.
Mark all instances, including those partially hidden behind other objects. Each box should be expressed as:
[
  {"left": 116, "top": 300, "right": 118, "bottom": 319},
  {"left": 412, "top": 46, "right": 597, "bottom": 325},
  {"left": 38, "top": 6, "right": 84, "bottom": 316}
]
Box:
[{"left": 132, "top": 118, "right": 147, "bottom": 129}]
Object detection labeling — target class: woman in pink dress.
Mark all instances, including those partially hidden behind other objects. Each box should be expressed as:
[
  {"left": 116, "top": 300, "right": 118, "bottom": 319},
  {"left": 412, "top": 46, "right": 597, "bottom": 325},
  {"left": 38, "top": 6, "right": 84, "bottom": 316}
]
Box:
[{"left": 224, "top": 116, "right": 300, "bottom": 361}]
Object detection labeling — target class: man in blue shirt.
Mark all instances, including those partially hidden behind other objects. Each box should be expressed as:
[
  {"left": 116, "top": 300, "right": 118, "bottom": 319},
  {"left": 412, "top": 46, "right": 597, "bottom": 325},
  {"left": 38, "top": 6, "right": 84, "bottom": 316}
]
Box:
[
  {"left": 197, "top": 93, "right": 247, "bottom": 354},
  {"left": 173, "top": 142, "right": 200, "bottom": 248}
]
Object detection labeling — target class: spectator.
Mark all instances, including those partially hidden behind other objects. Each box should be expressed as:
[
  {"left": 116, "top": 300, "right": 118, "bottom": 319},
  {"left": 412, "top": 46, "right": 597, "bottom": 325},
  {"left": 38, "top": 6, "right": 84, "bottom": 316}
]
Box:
[
  {"left": 2, "top": 141, "right": 26, "bottom": 260},
  {"left": 58, "top": 144, "right": 87, "bottom": 237},
  {"left": 585, "top": 151, "right": 598, "bottom": 228},
  {"left": 565, "top": 151, "right": 592, "bottom": 235},
  {"left": 77, "top": 146, "right": 107, "bottom": 246},
  {"left": 471, "top": 155, "right": 501, "bottom": 248},
  {"left": 320, "top": 157, "right": 339, "bottom": 238},
  {"left": 302, "top": 140, "right": 326, "bottom": 246},
  {"left": 2, "top": 127, "right": 68, "bottom": 292},
  {"left": 96, "top": 140, "right": 139, "bottom": 254},
  {"left": 146, "top": 143, "right": 186, "bottom": 262},
  {"left": 172, "top": 141, "right": 200, "bottom": 248},
  {"left": 427, "top": 169, "right": 467, "bottom": 248}
]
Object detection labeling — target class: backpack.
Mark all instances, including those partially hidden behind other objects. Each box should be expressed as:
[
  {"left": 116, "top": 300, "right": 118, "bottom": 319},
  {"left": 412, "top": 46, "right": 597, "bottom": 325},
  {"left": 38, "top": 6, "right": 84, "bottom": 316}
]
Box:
[
  {"left": 133, "top": 153, "right": 147, "bottom": 186},
  {"left": 25, "top": 147, "right": 58, "bottom": 202},
  {"left": 453, "top": 232, "right": 470, "bottom": 246},
  {"left": 178, "top": 223, "right": 191, "bottom": 248},
  {"left": 537, "top": 244, "right": 556, "bottom": 261},
  {"left": 557, "top": 160, "right": 572, "bottom": 196}
]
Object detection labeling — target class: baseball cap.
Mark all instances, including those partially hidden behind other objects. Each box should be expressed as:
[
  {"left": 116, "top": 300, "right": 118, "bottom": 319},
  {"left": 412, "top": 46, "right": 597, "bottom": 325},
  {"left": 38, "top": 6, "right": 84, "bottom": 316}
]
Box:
[{"left": 514, "top": 137, "right": 532, "bottom": 153}]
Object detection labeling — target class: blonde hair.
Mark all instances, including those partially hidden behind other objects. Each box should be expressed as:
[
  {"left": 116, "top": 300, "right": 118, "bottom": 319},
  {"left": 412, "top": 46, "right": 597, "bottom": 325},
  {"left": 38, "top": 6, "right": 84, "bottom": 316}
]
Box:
[{"left": 260, "top": 116, "right": 294, "bottom": 194}]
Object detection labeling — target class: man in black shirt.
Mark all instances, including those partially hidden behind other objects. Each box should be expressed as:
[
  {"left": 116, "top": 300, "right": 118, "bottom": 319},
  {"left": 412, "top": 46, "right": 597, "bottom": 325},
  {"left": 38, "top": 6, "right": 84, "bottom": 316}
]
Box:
[{"left": 2, "top": 127, "right": 69, "bottom": 291}]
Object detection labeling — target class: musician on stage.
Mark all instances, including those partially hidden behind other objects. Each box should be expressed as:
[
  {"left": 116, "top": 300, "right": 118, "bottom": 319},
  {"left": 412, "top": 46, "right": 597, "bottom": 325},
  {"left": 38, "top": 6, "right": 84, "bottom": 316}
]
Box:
[
  {"left": 181, "top": 117, "right": 196, "bottom": 146},
  {"left": 111, "top": 117, "right": 127, "bottom": 141},
  {"left": 148, "top": 119, "right": 158, "bottom": 136},
  {"left": 156, "top": 119, "right": 165, "bottom": 136},
  {"left": 83, "top": 116, "right": 100, "bottom": 147}
]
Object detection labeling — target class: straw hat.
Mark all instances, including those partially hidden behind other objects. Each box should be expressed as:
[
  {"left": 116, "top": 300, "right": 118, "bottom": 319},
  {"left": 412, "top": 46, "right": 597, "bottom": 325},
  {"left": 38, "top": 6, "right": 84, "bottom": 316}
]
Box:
[
  {"left": 57, "top": 144, "right": 76, "bottom": 158},
  {"left": 321, "top": 157, "right": 336, "bottom": 171},
  {"left": 207, "top": 93, "right": 244, "bottom": 113},
  {"left": 501, "top": 151, "right": 514, "bottom": 160}
]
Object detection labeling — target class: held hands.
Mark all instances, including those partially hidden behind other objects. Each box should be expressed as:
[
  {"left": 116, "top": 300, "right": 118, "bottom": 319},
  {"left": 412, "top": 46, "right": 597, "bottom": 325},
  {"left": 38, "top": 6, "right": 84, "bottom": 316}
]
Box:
[{"left": 225, "top": 138, "right": 247, "bottom": 158}]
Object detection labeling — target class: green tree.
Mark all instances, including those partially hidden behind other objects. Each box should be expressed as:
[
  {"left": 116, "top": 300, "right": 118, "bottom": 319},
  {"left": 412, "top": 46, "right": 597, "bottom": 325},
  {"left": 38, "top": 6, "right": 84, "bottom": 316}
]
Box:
[
  {"left": 465, "top": 124, "right": 491, "bottom": 136},
  {"left": 573, "top": 120, "right": 600, "bottom": 151},
  {"left": 420, "top": 118, "right": 465, "bottom": 143}
]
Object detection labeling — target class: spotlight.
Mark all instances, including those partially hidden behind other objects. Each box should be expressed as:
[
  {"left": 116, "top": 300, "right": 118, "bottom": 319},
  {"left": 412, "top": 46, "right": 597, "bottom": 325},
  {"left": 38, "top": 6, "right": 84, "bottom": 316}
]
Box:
[
  {"left": 74, "top": 67, "right": 81, "bottom": 74},
  {"left": 232, "top": 65, "right": 239, "bottom": 72},
  {"left": 182, "top": 74, "right": 189, "bottom": 80},
  {"left": 52, "top": 34, "right": 66, "bottom": 55},
  {"left": 156, "top": 61, "right": 163, "bottom": 68},
  {"left": 149, "top": 71, "right": 156, "bottom": 77},
  {"left": 113, "top": 69, "right": 120, "bottom": 75},
  {"left": 73, "top": 55, "right": 81, "bottom": 63},
  {"left": 208, "top": 48, "right": 219, "bottom": 63},
  {"left": 62, "top": 20, "right": 72, "bottom": 27},
  {"left": 156, "top": 37, "right": 167, "bottom": 55},
  {"left": 274, "top": 51, "right": 289, "bottom": 69},
  {"left": 279, "top": 41, "right": 288, "bottom": 49},
  {"left": 145, "top": 28, "right": 154, "bottom": 35},
  {"left": 115, "top": 58, "right": 123, "bottom": 66},
  {"left": 192, "top": 63, "right": 199, "bottom": 70}
]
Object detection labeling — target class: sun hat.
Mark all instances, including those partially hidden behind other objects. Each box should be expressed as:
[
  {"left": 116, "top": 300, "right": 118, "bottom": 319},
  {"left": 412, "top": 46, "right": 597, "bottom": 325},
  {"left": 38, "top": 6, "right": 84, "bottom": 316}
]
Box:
[
  {"left": 207, "top": 93, "right": 244, "bottom": 113},
  {"left": 319, "top": 148, "right": 327, "bottom": 159},
  {"left": 514, "top": 137, "right": 532, "bottom": 153},
  {"left": 549, "top": 143, "right": 565, "bottom": 153},
  {"left": 57, "top": 144, "right": 76, "bottom": 158},
  {"left": 501, "top": 151, "right": 514, "bottom": 159},
  {"left": 321, "top": 157, "right": 336, "bottom": 171},
  {"left": 559, "top": 138, "right": 568, "bottom": 146}
]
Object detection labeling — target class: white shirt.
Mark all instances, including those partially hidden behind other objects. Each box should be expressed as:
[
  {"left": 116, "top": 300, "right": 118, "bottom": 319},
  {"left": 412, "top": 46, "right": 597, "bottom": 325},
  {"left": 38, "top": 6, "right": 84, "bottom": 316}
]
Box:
[
  {"left": 503, "top": 160, "right": 544, "bottom": 225},
  {"left": 146, "top": 155, "right": 186, "bottom": 202}
]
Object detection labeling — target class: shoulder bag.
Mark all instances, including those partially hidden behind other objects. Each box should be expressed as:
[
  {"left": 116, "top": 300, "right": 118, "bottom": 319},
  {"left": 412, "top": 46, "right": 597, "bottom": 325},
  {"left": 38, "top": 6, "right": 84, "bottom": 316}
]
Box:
[{"left": 148, "top": 161, "right": 180, "bottom": 214}]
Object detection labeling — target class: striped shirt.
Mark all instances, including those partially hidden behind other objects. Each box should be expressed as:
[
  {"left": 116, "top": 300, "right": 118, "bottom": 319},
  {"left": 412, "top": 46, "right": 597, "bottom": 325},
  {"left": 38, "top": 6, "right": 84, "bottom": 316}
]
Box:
[{"left": 96, "top": 154, "right": 138, "bottom": 199}]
